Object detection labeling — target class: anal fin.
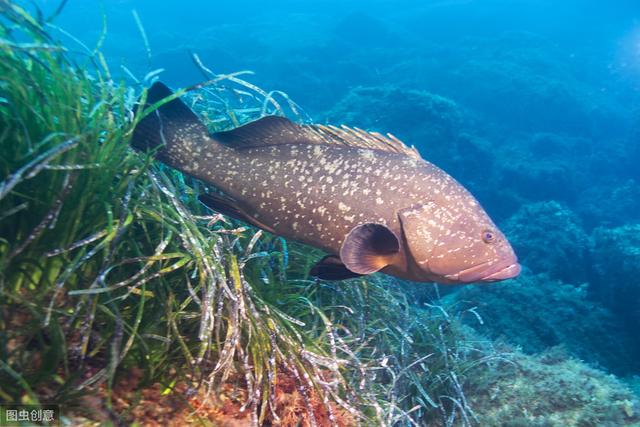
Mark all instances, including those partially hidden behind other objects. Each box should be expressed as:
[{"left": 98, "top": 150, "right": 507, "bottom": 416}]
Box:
[
  {"left": 199, "top": 192, "right": 276, "bottom": 233},
  {"left": 309, "top": 255, "right": 364, "bottom": 281}
]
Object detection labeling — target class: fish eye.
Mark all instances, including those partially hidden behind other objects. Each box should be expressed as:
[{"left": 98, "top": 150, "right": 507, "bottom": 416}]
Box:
[{"left": 482, "top": 229, "right": 496, "bottom": 243}]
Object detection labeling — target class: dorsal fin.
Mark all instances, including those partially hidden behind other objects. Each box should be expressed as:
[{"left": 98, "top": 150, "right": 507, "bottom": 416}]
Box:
[
  {"left": 211, "top": 115, "right": 422, "bottom": 159},
  {"left": 311, "top": 124, "right": 421, "bottom": 159},
  {"left": 212, "top": 116, "right": 319, "bottom": 147}
]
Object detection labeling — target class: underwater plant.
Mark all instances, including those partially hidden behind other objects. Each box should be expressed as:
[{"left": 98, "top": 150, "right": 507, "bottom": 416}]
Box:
[
  {"left": 0, "top": 3, "right": 508, "bottom": 425},
  {"left": 2, "top": 2, "right": 639, "bottom": 426}
]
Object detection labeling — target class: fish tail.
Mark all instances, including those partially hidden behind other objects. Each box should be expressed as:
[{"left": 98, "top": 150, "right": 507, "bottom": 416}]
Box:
[{"left": 131, "top": 82, "right": 210, "bottom": 154}]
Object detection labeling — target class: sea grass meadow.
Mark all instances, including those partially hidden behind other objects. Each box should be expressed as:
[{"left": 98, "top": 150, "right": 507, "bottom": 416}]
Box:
[{"left": 1, "top": 0, "right": 639, "bottom": 425}]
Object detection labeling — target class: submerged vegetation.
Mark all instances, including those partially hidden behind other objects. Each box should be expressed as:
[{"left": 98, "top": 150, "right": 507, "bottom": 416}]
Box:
[
  {"left": 0, "top": 3, "right": 500, "bottom": 425},
  {"left": 0, "top": 2, "right": 639, "bottom": 426}
]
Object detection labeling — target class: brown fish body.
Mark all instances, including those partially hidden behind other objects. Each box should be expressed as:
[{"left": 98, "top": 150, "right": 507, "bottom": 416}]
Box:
[
  {"left": 134, "top": 83, "right": 520, "bottom": 284},
  {"left": 185, "top": 144, "right": 429, "bottom": 248},
  {"left": 165, "top": 139, "right": 455, "bottom": 280}
]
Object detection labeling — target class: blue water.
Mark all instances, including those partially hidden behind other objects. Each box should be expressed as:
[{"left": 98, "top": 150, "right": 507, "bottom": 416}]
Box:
[{"left": 34, "top": 0, "right": 640, "bottom": 397}]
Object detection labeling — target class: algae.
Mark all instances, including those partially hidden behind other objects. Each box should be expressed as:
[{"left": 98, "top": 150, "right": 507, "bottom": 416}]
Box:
[
  {"left": 0, "top": 3, "right": 496, "bottom": 425},
  {"left": 1, "top": 2, "right": 639, "bottom": 426}
]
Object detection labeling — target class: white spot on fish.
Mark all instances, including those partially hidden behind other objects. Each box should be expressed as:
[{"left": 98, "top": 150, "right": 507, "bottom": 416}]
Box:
[{"left": 360, "top": 149, "right": 375, "bottom": 160}]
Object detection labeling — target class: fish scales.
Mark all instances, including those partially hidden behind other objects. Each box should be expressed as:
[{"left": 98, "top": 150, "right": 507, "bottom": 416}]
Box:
[
  {"left": 196, "top": 144, "right": 435, "bottom": 249},
  {"left": 132, "top": 82, "right": 520, "bottom": 284}
]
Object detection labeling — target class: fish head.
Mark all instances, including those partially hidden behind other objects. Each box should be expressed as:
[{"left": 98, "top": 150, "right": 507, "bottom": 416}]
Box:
[{"left": 398, "top": 200, "right": 520, "bottom": 284}]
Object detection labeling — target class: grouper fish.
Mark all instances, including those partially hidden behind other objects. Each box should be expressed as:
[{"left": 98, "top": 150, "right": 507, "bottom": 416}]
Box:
[{"left": 132, "top": 82, "right": 520, "bottom": 284}]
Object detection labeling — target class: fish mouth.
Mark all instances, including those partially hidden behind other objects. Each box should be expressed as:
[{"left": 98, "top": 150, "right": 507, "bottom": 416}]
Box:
[
  {"left": 444, "top": 260, "right": 521, "bottom": 283},
  {"left": 479, "top": 262, "right": 521, "bottom": 281}
]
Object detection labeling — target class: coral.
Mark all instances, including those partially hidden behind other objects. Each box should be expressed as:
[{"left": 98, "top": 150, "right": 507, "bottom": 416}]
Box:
[
  {"left": 503, "top": 201, "right": 590, "bottom": 283},
  {"left": 270, "top": 372, "right": 355, "bottom": 427},
  {"left": 107, "top": 372, "right": 253, "bottom": 426},
  {"left": 443, "top": 272, "right": 640, "bottom": 375},
  {"left": 69, "top": 369, "right": 354, "bottom": 426}
]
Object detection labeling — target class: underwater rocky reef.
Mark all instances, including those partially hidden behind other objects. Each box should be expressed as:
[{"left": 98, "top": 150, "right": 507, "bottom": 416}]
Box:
[{"left": 1, "top": 1, "right": 640, "bottom": 426}]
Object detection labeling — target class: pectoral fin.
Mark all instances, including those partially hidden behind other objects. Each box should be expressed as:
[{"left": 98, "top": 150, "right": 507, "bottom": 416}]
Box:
[
  {"left": 309, "top": 255, "right": 364, "bottom": 281},
  {"left": 199, "top": 192, "right": 276, "bottom": 233},
  {"left": 340, "top": 223, "right": 400, "bottom": 275}
]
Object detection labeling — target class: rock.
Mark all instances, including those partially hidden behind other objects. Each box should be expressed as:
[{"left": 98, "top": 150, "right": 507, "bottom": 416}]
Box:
[
  {"left": 503, "top": 201, "right": 590, "bottom": 283},
  {"left": 465, "top": 345, "right": 640, "bottom": 426},
  {"left": 590, "top": 224, "right": 640, "bottom": 333},
  {"left": 444, "top": 272, "right": 640, "bottom": 375}
]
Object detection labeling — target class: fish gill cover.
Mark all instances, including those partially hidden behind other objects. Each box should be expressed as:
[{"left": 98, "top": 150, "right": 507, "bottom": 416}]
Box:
[{"left": 0, "top": 0, "right": 639, "bottom": 426}]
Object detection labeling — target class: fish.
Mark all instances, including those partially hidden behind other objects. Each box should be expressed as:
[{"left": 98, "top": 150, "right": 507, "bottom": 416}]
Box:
[{"left": 131, "top": 82, "right": 521, "bottom": 284}]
